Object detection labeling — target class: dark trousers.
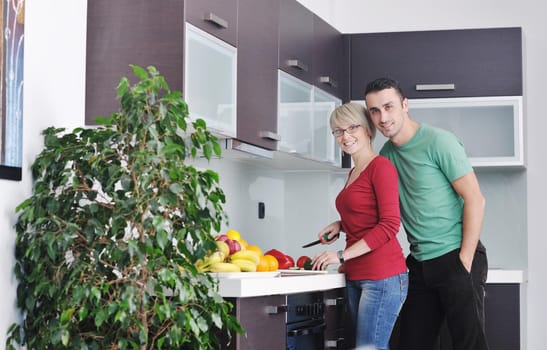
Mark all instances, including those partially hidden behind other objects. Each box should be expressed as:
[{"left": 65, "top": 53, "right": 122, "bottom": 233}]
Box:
[{"left": 398, "top": 242, "right": 489, "bottom": 350}]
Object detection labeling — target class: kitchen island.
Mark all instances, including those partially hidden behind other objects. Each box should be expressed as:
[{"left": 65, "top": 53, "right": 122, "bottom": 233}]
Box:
[{"left": 215, "top": 269, "right": 525, "bottom": 350}]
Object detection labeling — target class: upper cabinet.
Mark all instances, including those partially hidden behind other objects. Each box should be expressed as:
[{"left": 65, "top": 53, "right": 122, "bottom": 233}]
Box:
[
  {"left": 236, "top": 0, "right": 281, "bottom": 150},
  {"left": 184, "top": 24, "right": 237, "bottom": 137},
  {"left": 184, "top": 0, "right": 238, "bottom": 138},
  {"left": 278, "top": 0, "right": 314, "bottom": 84},
  {"left": 85, "top": 0, "right": 185, "bottom": 125},
  {"left": 278, "top": 0, "right": 349, "bottom": 101},
  {"left": 312, "top": 15, "right": 349, "bottom": 100},
  {"left": 185, "top": 0, "right": 238, "bottom": 46},
  {"left": 350, "top": 27, "right": 523, "bottom": 100}
]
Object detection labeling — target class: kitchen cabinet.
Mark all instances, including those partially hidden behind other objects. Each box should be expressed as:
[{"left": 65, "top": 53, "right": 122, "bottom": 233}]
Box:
[
  {"left": 278, "top": 71, "right": 342, "bottom": 166},
  {"left": 324, "top": 288, "right": 350, "bottom": 349},
  {"left": 278, "top": 0, "right": 315, "bottom": 84},
  {"left": 370, "top": 96, "right": 524, "bottom": 168},
  {"left": 185, "top": 0, "right": 238, "bottom": 46},
  {"left": 184, "top": 23, "right": 237, "bottom": 137},
  {"left": 350, "top": 27, "right": 522, "bottom": 100},
  {"left": 313, "top": 15, "right": 349, "bottom": 101},
  {"left": 85, "top": 0, "right": 184, "bottom": 125},
  {"left": 236, "top": 0, "right": 281, "bottom": 150},
  {"left": 279, "top": 0, "right": 349, "bottom": 102},
  {"left": 223, "top": 295, "right": 287, "bottom": 350},
  {"left": 390, "top": 283, "right": 522, "bottom": 350}
]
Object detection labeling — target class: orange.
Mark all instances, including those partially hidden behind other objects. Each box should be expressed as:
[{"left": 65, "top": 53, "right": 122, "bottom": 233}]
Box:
[
  {"left": 226, "top": 229, "right": 241, "bottom": 242},
  {"left": 263, "top": 254, "right": 279, "bottom": 271},
  {"left": 256, "top": 255, "right": 270, "bottom": 272},
  {"left": 246, "top": 245, "right": 263, "bottom": 256},
  {"left": 239, "top": 238, "right": 249, "bottom": 249}
]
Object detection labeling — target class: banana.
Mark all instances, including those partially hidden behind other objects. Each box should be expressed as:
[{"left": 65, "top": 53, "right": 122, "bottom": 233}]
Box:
[
  {"left": 216, "top": 241, "right": 230, "bottom": 258},
  {"left": 209, "top": 262, "right": 241, "bottom": 273},
  {"left": 231, "top": 258, "right": 258, "bottom": 272},
  {"left": 230, "top": 250, "right": 260, "bottom": 265},
  {"left": 196, "top": 251, "right": 226, "bottom": 272},
  {"left": 205, "top": 251, "right": 225, "bottom": 265}
]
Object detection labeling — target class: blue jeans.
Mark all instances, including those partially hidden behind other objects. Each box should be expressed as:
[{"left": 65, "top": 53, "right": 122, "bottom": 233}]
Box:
[{"left": 346, "top": 273, "right": 408, "bottom": 350}]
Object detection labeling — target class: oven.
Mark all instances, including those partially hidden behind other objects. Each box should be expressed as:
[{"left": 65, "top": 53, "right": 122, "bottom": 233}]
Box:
[{"left": 285, "top": 292, "right": 326, "bottom": 350}]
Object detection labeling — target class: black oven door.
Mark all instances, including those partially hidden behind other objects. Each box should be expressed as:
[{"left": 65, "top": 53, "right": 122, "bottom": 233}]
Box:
[{"left": 287, "top": 319, "right": 325, "bottom": 350}]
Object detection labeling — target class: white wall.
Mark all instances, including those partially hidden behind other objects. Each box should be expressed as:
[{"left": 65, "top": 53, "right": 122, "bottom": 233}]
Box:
[
  {"left": 297, "top": 0, "right": 547, "bottom": 348},
  {"left": 0, "top": 0, "right": 88, "bottom": 345}
]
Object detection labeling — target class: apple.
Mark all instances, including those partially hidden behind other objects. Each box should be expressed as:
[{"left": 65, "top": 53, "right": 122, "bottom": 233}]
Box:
[
  {"left": 226, "top": 239, "right": 241, "bottom": 255},
  {"left": 215, "top": 234, "right": 229, "bottom": 243}
]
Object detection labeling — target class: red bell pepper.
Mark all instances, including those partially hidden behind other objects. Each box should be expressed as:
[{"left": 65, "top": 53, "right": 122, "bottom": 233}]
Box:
[{"left": 264, "top": 249, "right": 294, "bottom": 269}]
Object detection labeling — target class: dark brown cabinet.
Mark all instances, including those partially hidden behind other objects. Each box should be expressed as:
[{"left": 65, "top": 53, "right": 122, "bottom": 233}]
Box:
[
  {"left": 85, "top": 0, "right": 184, "bottom": 125},
  {"left": 278, "top": 0, "right": 315, "bottom": 84},
  {"left": 223, "top": 295, "right": 286, "bottom": 350},
  {"left": 185, "top": 0, "right": 238, "bottom": 46},
  {"left": 350, "top": 27, "right": 523, "bottom": 100},
  {"left": 312, "top": 15, "right": 349, "bottom": 101},
  {"left": 324, "top": 288, "right": 350, "bottom": 349},
  {"left": 236, "top": 0, "right": 280, "bottom": 150}
]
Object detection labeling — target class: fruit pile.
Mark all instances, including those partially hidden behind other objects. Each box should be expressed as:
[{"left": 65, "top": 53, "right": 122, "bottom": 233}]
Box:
[{"left": 195, "top": 229, "right": 290, "bottom": 273}]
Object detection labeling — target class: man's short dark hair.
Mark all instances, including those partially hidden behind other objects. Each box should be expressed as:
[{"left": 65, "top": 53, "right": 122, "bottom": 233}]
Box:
[{"left": 364, "top": 78, "right": 406, "bottom": 100}]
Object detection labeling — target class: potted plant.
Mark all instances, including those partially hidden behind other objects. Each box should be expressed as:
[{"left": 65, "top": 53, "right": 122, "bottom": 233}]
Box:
[{"left": 6, "top": 65, "right": 243, "bottom": 349}]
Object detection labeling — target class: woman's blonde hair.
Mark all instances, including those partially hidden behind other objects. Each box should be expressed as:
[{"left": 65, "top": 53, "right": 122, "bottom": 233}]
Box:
[{"left": 329, "top": 102, "right": 376, "bottom": 141}]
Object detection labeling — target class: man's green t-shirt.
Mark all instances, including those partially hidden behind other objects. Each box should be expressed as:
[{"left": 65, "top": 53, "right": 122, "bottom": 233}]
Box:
[{"left": 380, "top": 124, "right": 473, "bottom": 261}]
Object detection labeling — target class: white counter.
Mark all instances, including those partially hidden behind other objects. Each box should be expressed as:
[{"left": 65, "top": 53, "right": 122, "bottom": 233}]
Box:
[
  {"left": 217, "top": 272, "right": 345, "bottom": 297},
  {"left": 216, "top": 269, "right": 525, "bottom": 298},
  {"left": 486, "top": 269, "right": 526, "bottom": 283}
]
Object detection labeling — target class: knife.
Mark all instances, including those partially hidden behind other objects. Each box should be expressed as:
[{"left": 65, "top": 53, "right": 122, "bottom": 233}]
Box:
[{"left": 302, "top": 233, "right": 339, "bottom": 248}]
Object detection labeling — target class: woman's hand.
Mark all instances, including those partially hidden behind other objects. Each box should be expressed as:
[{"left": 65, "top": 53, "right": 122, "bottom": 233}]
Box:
[
  {"left": 318, "top": 221, "right": 341, "bottom": 244},
  {"left": 311, "top": 251, "right": 338, "bottom": 271}
]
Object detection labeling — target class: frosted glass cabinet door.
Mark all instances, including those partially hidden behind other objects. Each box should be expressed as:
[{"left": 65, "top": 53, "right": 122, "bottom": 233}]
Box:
[
  {"left": 184, "top": 23, "right": 237, "bottom": 137},
  {"left": 278, "top": 70, "right": 313, "bottom": 156},
  {"left": 313, "top": 88, "right": 341, "bottom": 165},
  {"left": 370, "top": 96, "right": 523, "bottom": 167},
  {"left": 409, "top": 96, "right": 523, "bottom": 167}
]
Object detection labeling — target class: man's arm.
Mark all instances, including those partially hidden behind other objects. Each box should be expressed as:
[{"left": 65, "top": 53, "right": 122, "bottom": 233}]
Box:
[{"left": 452, "top": 171, "right": 486, "bottom": 271}]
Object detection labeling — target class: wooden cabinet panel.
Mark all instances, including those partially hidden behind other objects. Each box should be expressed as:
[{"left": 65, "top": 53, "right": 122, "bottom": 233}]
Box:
[
  {"left": 279, "top": 0, "right": 314, "bottom": 83},
  {"left": 236, "top": 0, "right": 280, "bottom": 150},
  {"left": 185, "top": 0, "right": 238, "bottom": 46},
  {"left": 350, "top": 27, "right": 522, "bottom": 100},
  {"left": 85, "top": 0, "right": 184, "bottom": 125},
  {"left": 224, "top": 295, "right": 287, "bottom": 350},
  {"left": 313, "top": 15, "right": 348, "bottom": 101}
]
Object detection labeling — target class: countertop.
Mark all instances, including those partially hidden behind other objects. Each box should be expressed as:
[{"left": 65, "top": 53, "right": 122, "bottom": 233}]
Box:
[{"left": 216, "top": 269, "right": 526, "bottom": 298}]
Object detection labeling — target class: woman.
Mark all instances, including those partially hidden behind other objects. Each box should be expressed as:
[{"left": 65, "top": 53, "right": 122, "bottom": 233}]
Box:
[{"left": 311, "top": 102, "right": 408, "bottom": 350}]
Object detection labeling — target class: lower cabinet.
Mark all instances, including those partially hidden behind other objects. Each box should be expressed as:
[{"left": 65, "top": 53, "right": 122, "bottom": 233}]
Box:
[
  {"left": 223, "top": 295, "right": 286, "bottom": 350},
  {"left": 221, "top": 289, "right": 352, "bottom": 350},
  {"left": 389, "top": 283, "right": 521, "bottom": 350},
  {"left": 324, "top": 288, "right": 350, "bottom": 350}
]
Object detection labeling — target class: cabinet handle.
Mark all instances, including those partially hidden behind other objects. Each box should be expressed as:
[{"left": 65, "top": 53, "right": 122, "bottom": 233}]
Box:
[
  {"left": 286, "top": 59, "right": 309, "bottom": 72},
  {"left": 204, "top": 12, "right": 228, "bottom": 29},
  {"left": 259, "top": 131, "right": 281, "bottom": 141},
  {"left": 325, "top": 297, "right": 345, "bottom": 306},
  {"left": 319, "top": 76, "right": 338, "bottom": 89},
  {"left": 288, "top": 323, "right": 325, "bottom": 337},
  {"left": 415, "top": 83, "right": 455, "bottom": 91},
  {"left": 325, "top": 338, "right": 344, "bottom": 348},
  {"left": 265, "top": 305, "right": 288, "bottom": 314}
]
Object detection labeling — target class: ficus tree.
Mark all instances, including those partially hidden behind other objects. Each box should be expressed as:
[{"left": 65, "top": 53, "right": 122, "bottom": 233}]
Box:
[{"left": 7, "top": 65, "right": 243, "bottom": 349}]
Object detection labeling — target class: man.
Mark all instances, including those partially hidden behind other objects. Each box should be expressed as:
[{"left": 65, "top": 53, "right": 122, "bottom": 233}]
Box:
[{"left": 364, "top": 78, "right": 488, "bottom": 350}]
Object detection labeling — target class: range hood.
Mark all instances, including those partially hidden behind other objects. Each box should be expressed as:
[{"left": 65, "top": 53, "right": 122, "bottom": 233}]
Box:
[{"left": 220, "top": 139, "right": 274, "bottom": 159}]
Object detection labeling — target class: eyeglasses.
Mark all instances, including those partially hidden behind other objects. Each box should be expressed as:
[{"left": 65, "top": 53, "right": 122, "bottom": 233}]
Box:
[{"left": 332, "top": 124, "right": 361, "bottom": 137}]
